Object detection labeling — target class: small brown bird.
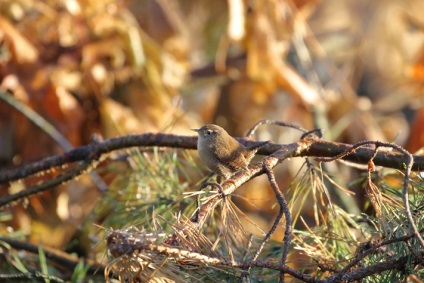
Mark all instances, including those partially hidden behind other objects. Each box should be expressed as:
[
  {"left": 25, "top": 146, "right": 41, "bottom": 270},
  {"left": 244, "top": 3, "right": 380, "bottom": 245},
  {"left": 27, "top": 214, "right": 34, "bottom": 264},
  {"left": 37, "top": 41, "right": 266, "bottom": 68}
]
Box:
[{"left": 192, "top": 124, "right": 269, "bottom": 179}]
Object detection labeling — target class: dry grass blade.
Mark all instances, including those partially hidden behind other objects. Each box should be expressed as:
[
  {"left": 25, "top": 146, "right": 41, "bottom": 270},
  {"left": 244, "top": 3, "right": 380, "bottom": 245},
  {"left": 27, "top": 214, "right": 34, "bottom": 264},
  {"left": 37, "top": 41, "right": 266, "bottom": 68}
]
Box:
[{"left": 365, "top": 179, "right": 383, "bottom": 219}]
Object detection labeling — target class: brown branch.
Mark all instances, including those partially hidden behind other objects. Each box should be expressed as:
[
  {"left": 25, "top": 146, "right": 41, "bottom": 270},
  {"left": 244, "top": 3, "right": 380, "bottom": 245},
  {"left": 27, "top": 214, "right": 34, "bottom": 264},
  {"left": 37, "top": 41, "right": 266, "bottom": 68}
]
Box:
[
  {"left": 324, "top": 256, "right": 410, "bottom": 283},
  {"left": 264, "top": 162, "right": 292, "bottom": 283},
  {"left": 250, "top": 162, "right": 284, "bottom": 265},
  {"left": 309, "top": 140, "right": 424, "bottom": 171},
  {"left": 1, "top": 134, "right": 423, "bottom": 186},
  {"left": 0, "top": 134, "right": 198, "bottom": 184},
  {"left": 106, "top": 228, "right": 423, "bottom": 283},
  {"left": 107, "top": 229, "right": 315, "bottom": 282},
  {"left": 0, "top": 162, "right": 91, "bottom": 208},
  {"left": 238, "top": 157, "right": 291, "bottom": 282}
]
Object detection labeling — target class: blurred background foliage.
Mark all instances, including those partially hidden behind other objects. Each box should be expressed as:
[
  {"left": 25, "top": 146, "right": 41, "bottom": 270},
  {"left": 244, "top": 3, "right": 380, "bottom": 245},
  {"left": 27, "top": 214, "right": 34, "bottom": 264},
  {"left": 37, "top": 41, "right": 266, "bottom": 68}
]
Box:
[{"left": 0, "top": 0, "right": 424, "bottom": 280}]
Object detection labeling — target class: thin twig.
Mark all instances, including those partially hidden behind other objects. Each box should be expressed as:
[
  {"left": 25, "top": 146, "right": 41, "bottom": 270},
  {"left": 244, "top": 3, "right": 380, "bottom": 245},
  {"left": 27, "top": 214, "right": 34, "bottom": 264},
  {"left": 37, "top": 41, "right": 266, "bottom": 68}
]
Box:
[
  {"left": 246, "top": 119, "right": 309, "bottom": 138},
  {"left": 239, "top": 159, "right": 286, "bottom": 282},
  {"left": 193, "top": 181, "right": 225, "bottom": 222},
  {"left": 264, "top": 161, "right": 292, "bottom": 283},
  {"left": 0, "top": 162, "right": 91, "bottom": 208},
  {"left": 310, "top": 140, "right": 424, "bottom": 171},
  {"left": 300, "top": 128, "right": 323, "bottom": 140},
  {"left": 339, "top": 228, "right": 424, "bottom": 275},
  {"left": 406, "top": 241, "right": 424, "bottom": 266},
  {"left": 317, "top": 140, "right": 424, "bottom": 248},
  {"left": 2, "top": 136, "right": 424, "bottom": 185},
  {"left": 324, "top": 256, "right": 410, "bottom": 283}
]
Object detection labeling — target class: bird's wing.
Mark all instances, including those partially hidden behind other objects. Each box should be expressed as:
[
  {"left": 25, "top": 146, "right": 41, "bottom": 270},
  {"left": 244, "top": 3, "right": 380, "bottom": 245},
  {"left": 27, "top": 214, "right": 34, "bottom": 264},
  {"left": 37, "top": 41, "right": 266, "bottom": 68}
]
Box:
[{"left": 212, "top": 149, "right": 248, "bottom": 171}]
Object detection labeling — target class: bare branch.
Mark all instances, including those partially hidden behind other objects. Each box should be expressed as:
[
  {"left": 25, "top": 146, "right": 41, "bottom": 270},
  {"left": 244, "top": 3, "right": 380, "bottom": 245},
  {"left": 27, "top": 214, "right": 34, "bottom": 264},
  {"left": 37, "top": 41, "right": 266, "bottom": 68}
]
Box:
[
  {"left": 106, "top": 228, "right": 423, "bottom": 283},
  {"left": 0, "top": 162, "right": 92, "bottom": 207},
  {"left": 106, "top": 228, "right": 315, "bottom": 282},
  {"left": 339, "top": 229, "right": 424, "bottom": 275},
  {"left": 0, "top": 134, "right": 198, "bottom": 184},
  {"left": 317, "top": 140, "right": 424, "bottom": 248},
  {"left": 1, "top": 134, "right": 424, "bottom": 186},
  {"left": 246, "top": 119, "right": 310, "bottom": 138},
  {"left": 263, "top": 162, "right": 292, "bottom": 283}
]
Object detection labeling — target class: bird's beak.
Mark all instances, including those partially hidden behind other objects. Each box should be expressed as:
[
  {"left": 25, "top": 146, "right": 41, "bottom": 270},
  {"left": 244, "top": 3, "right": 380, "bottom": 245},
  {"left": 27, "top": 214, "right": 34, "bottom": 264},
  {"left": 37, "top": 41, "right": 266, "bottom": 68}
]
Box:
[{"left": 191, "top": 129, "right": 200, "bottom": 133}]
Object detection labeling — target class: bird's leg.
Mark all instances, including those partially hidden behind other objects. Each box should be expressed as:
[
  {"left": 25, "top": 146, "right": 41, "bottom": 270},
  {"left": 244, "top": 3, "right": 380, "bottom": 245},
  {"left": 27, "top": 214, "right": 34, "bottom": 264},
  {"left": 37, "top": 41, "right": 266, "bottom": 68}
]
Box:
[
  {"left": 206, "top": 172, "right": 217, "bottom": 182},
  {"left": 199, "top": 181, "right": 225, "bottom": 201},
  {"left": 197, "top": 174, "right": 224, "bottom": 208}
]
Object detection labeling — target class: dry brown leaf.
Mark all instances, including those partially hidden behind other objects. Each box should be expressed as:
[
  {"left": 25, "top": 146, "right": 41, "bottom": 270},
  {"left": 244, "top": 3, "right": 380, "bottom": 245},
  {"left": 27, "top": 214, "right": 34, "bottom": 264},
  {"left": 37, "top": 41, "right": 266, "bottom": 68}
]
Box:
[{"left": 0, "top": 16, "right": 39, "bottom": 64}]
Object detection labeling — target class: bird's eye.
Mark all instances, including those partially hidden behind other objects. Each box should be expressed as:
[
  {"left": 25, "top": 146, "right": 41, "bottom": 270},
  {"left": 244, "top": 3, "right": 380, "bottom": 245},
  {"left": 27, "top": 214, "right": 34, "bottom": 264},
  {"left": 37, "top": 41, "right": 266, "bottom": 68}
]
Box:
[{"left": 206, "top": 130, "right": 213, "bottom": 135}]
